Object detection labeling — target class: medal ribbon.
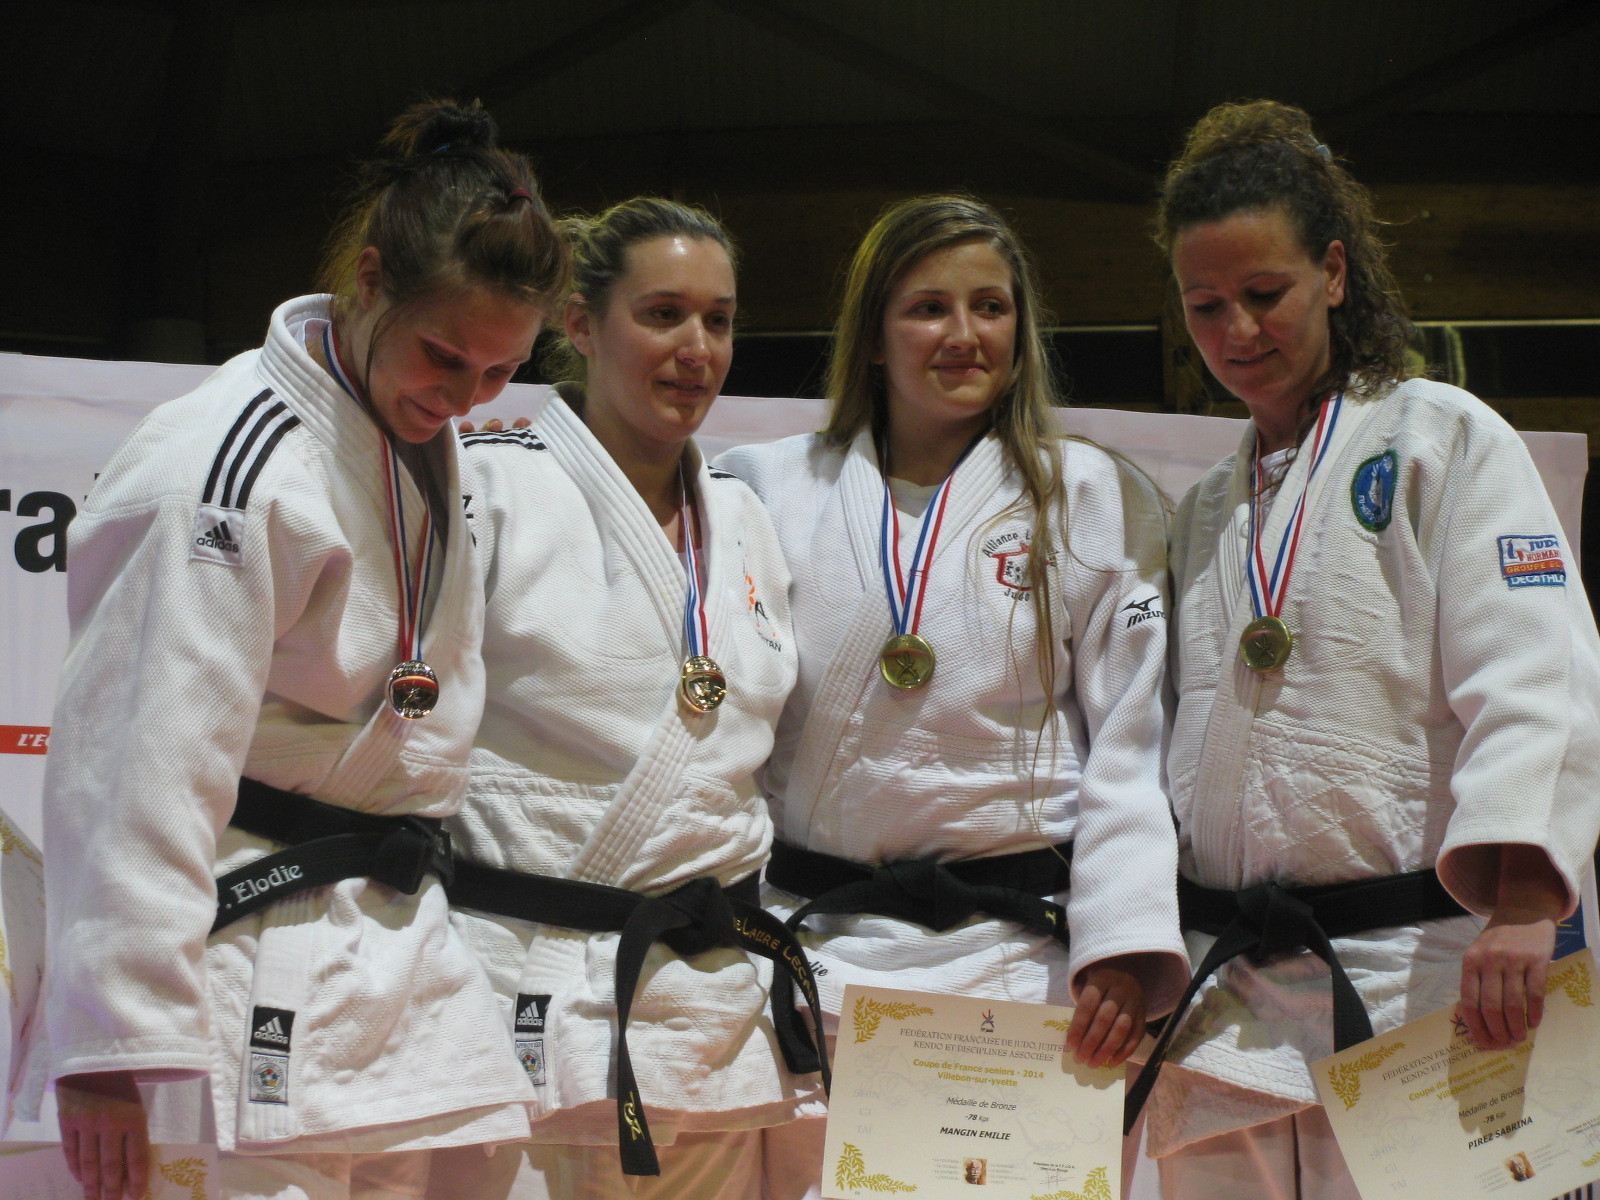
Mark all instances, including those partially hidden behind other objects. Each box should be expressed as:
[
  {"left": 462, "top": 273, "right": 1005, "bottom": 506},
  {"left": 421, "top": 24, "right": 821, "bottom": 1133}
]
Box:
[
  {"left": 679, "top": 463, "right": 709, "bottom": 661},
  {"left": 1245, "top": 393, "right": 1343, "bottom": 622},
  {"left": 878, "top": 439, "right": 979, "bottom": 637},
  {"left": 322, "top": 324, "right": 435, "bottom": 664}
]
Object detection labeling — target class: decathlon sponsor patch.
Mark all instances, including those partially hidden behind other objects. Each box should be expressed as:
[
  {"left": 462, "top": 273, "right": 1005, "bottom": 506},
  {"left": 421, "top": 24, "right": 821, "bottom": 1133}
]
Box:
[
  {"left": 1498, "top": 534, "right": 1567, "bottom": 588},
  {"left": 248, "top": 1006, "right": 294, "bottom": 1104},
  {"left": 514, "top": 993, "right": 550, "bottom": 1086},
  {"left": 1351, "top": 449, "right": 1398, "bottom": 532},
  {"left": 191, "top": 503, "right": 245, "bottom": 566}
]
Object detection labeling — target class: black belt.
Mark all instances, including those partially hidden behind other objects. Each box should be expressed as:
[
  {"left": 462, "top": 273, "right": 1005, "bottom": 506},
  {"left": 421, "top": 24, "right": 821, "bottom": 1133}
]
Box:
[
  {"left": 1123, "top": 868, "right": 1470, "bottom": 1133},
  {"left": 448, "top": 859, "right": 829, "bottom": 1177},
  {"left": 213, "top": 779, "right": 455, "bottom": 933},
  {"left": 763, "top": 839, "right": 1074, "bottom": 1054}
]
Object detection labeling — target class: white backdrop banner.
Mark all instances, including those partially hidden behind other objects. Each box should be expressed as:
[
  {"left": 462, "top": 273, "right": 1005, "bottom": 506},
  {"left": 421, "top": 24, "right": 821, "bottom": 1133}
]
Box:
[{"left": 1, "top": 351, "right": 1594, "bottom": 1170}]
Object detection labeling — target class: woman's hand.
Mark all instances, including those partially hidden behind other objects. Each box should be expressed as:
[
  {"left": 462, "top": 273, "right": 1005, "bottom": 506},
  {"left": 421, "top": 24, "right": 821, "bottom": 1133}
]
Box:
[
  {"left": 1458, "top": 845, "right": 1565, "bottom": 1050},
  {"left": 57, "top": 1071, "right": 149, "bottom": 1200},
  {"left": 1066, "top": 959, "right": 1148, "bottom": 1068}
]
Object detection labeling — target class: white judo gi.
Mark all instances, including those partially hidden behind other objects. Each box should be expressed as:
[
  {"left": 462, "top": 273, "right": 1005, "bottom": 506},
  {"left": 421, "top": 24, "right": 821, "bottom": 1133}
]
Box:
[
  {"left": 1149, "top": 378, "right": 1600, "bottom": 1158},
  {"left": 32, "top": 295, "right": 534, "bottom": 1160},
  {"left": 447, "top": 390, "right": 819, "bottom": 1155},
  {"left": 716, "top": 429, "right": 1190, "bottom": 1020}
]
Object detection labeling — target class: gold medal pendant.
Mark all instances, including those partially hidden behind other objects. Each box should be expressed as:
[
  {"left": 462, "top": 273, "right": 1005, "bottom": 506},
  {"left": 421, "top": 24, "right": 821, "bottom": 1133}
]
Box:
[
  {"left": 388, "top": 660, "right": 440, "bottom": 719},
  {"left": 879, "top": 633, "right": 936, "bottom": 690},
  {"left": 679, "top": 655, "right": 727, "bottom": 715},
  {"left": 1239, "top": 616, "right": 1293, "bottom": 674}
]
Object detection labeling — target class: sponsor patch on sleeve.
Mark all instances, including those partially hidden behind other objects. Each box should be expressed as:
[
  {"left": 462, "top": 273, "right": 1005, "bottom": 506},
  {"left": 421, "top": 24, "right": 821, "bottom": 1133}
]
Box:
[
  {"left": 1498, "top": 534, "right": 1567, "bottom": 588},
  {"left": 191, "top": 503, "right": 246, "bottom": 567}
]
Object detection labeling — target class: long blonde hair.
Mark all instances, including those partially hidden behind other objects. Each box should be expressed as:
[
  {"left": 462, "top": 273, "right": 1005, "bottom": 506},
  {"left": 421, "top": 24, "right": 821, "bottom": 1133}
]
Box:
[{"left": 824, "top": 194, "right": 1067, "bottom": 705}]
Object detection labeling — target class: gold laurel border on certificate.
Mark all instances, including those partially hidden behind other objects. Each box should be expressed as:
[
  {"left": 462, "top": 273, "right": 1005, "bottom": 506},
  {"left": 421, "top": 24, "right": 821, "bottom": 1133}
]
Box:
[
  {"left": 1546, "top": 958, "right": 1594, "bottom": 1007},
  {"left": 1581, "top": 1149, "right": 1600, "bottom": 1169},
  {"left": 850, "top": 997, "right": 935, "bottom": 1044},
  {"left": 1032, "top": 1164, "right": 1112, "bottom": 1200},
  {"left": 1042, "top": 1018, "right": 1070, "bottom": 1034},
  {"left": 1326, "top": 1040, "right": 1406, "bottom": 1111},
  {"left": 834, "top": 1142, "right": 917, "bottom": 1193},
  {"left": 154, "top": 1155, "right": 210, "bottom": 1200}
]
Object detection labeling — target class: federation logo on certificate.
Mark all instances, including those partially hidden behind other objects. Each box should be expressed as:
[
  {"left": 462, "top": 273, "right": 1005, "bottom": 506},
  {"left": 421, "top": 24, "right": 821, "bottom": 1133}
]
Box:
[{"left": 821, "top": 985, "right": 1122, "bottom": 1199}]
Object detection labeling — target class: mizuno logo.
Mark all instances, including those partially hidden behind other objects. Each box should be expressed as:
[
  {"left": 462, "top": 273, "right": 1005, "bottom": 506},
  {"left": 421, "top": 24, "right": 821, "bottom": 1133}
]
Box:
[
  {"left": 1122, "top": 595, "right": 1166, "bottom": 628},
  {"left": 254, "top": 1017, "right": 289, "bottom": 1045},
  {"left": 196, "top": 521, "right": 240, "bottom": 553}
]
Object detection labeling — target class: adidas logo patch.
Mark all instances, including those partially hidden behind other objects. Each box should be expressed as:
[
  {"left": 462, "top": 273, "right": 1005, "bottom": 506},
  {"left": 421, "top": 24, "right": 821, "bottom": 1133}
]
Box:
[
  {"left": 249, "top": 1005, "right": 295, "bottom": 1052},
  {"left": 515, "top": 993, "right": 549, "bottom": 1035},
  {"left": 196, "top": 519, "right": 240, "bottom": 553},
  {"left": 191, "top": 503, "right": 246, "bottom": 567}
]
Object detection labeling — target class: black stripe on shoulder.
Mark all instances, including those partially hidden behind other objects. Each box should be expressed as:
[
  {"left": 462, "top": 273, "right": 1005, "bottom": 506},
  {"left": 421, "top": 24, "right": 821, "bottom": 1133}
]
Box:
[
  {"left": 202, "top": 389, "right": 273, "bottom": 505},
  {"left": 708, "top": 468, "right": 739, "bottom": 480},
  {"left": 236, "top": 414, "right": 301, "bottom": 509},
  {"left": 461, "top": 428, "right": 547, "bottom": 451}
]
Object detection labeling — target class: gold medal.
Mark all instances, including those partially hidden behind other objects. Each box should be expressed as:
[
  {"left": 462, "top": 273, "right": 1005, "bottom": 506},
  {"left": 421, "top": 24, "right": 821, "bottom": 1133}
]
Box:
[
  {"left": 879, "top": 633, "right": 936, "bottom": 690},
  {"left": 679, "top": 655, "right": 727, "bottom": 714},
  {"left": 1239, "top": 616, "right": 1292, "bottom": 674},
  {"left": 388, "top": 660, "right": 440, "bottom": 719}
]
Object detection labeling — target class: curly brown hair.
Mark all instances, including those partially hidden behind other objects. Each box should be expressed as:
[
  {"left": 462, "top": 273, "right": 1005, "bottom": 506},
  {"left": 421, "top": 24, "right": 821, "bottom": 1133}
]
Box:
[{"left": 1156, "top": 99, "right": 1414, "bottom": 400}]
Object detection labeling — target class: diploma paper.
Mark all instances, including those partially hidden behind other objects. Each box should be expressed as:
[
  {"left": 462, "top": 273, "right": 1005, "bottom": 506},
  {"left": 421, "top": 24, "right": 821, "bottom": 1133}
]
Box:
[
  {"left": 822, "top": 985, "right": 1122, "bottom": 1200},
  {"left": 1314, "top": 949, "right": 1600, "bottom": 1198}
]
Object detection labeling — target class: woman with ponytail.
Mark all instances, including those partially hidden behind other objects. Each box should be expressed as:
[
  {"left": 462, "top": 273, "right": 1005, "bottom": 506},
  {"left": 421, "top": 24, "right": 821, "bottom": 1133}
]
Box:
[
  {"left": 1137, "top": 99, "right": 1600, "bottom": 1198},
  {"left": 39, "top": 99, "right": 566, "bottom": 1200},
  {"left": 432, "top": 197, "right": 824, "bottom": 1200}
]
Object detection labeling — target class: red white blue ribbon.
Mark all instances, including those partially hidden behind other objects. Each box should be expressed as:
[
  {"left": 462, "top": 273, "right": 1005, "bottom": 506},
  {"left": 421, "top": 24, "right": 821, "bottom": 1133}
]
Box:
[
  {"left": 323, "top": 323, "right": 435, "bottom": 663},
  {"left": 878, "top": 441, "right": 976, "bottom": 637},
  {"left": 1245, "top": 393, "right": 1343, "bottom": 622},
  {"left": 680, "top": 464, "right": 709, "bottom": 660}
]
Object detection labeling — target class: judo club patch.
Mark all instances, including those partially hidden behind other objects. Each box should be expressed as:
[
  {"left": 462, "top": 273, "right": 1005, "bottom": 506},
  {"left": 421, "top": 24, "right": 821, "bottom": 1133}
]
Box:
[
  {"left": 247, "top": 1005, "right": 294, "bottom": 1105},
  {"left": 1351, "top": 449, "right": 1397, "bottom": 532},
  {"left": 1498, "top": 534, "right": 1567, "bottom": 588},
  {"left": 981, "top": 528, "right": 1035, "bottom": 601},
  {"left": 514, "top": 993, "right": 551, "bottom": 1086}
]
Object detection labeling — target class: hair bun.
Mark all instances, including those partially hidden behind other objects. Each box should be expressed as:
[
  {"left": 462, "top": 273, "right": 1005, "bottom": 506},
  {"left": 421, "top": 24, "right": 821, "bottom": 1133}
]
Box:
[{"left": 381, "top": 99, "right": 498, "bottom": 159}]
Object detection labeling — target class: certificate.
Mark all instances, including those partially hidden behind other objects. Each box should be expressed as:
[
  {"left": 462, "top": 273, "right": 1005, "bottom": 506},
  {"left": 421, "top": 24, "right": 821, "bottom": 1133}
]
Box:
[
  {"left": 821, "top": 985, "right": 1122, "bottom": 1200},
  {"left": 1314, "top": 949, "right": 1600, "bottom": 1198}
]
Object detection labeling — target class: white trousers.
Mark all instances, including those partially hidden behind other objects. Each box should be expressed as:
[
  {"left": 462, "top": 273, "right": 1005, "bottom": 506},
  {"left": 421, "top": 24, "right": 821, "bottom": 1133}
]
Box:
[
  {"left": 1155, "top": 1107, "right": 1360, "bottom": 1200},
  {"left": 217, "top": 1150, "right": 431, "bottom": 1200},
  {"left": 424, "top": 1122, "right": 828, "bottom": 1200}
]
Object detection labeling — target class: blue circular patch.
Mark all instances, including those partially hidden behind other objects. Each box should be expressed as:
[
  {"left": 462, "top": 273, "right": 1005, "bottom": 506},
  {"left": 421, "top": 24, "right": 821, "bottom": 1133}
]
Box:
[{"left": 1352, "top": 449, "right": 1398, "bottom": 531}]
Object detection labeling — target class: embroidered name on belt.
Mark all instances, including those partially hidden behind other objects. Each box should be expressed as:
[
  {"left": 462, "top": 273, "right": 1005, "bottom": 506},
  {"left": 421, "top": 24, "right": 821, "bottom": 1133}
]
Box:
[
  {"left": 1498, "top": 534, "right": 1567, "bottom": 588},
  {"left": 514, "top": 993, "right": 551, "bottom": 1086},
  {"left": 247, "top": 1005, "right": 295, "bottom": 1105}
]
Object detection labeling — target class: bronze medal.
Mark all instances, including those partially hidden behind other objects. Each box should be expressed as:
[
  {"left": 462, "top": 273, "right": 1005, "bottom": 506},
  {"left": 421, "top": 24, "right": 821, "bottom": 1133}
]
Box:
[
  {"left": 388, "top": 659, "right": 440, "bottom": 719},
  {"left": 1239, "top": 616, "right": 1292, "bottom": 674},
  {"left": 679, "top": 654, "right": 727, "bottom": 714},
  {"left": 879, "top": 633, "right": 936, "bottom": 690}
]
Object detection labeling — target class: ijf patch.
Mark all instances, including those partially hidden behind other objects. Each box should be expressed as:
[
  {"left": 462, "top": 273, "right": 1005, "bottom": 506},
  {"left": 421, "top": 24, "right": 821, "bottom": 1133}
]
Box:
[
  {"left": 1351, "top": 449, "right": 1398, "bottom": 532},
  {"left": 514, "top": 993, "right": 551, "bottom": 1086},
  {"left": 1498, "top": 534, "right": 1567, "bottom": 588},
  {"left": 247, "top": 1005, "right": 294, "bottom": 1104},
  {"left": 191, "top": 503, "right": 245, "bottom": 567}
]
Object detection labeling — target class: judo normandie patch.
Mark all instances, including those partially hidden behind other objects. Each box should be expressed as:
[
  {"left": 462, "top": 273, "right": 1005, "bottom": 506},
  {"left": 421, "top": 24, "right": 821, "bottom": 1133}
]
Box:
[
  {"left": 1498, "top": 534, "right": 1567, "bottom": 588},
  {"left": 247, "top": 1005, "right": 294, "bottom": 1104},
  {"left": 1351, "top": 449, "right": 1398, "bottom": 532},
  {"left": 515, "top": 993, "right": 551, "bottom": 1086}
]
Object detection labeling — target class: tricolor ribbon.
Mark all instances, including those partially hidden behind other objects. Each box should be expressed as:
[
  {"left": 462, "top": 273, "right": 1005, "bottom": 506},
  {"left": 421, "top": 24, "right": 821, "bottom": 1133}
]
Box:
[
  {"left": 679, "top": 463, "right": 709, "bottom": 661},
  {"left": 1245, "top": 393, "right": 1343, "bottom": 623},
  {"left": 878, "top": 438, "right": 978, "bottom": 637},
  {"left": 323, "top": 323, "right": 435, "bottom": 663}
]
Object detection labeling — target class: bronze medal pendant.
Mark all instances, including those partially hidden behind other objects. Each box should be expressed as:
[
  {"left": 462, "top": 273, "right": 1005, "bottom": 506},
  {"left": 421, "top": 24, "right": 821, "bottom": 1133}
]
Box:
[
  {"left": 879, "top": 633, "right": 936, "bottom": 691},
  {"left": 389, "top": 659, "right": 440, "bottom": 719},
  {"left": 679, "top": 654, "right": 727, "bottom": 714},
  {"left": 1239, "top": 616, "right": 1293, "bottom": 674}
]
